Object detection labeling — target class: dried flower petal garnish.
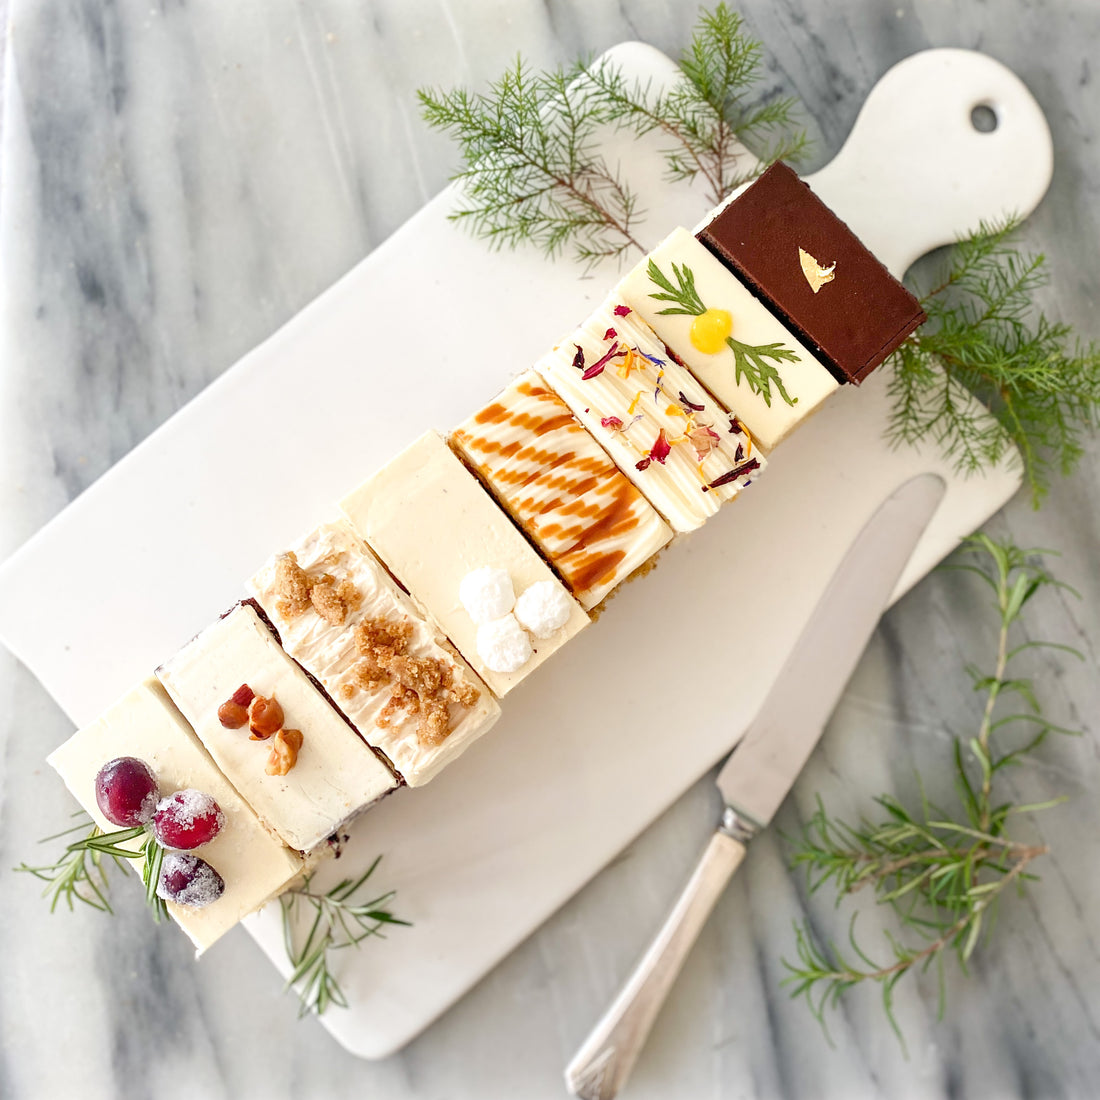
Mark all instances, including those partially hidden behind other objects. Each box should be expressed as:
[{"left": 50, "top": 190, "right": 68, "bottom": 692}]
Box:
[
  {"left": 627, "top": 389, "right": 646, "bottom": 415},
  {"left": 581, "top": 341, "right": 624, "bottom": 381},
  {"left": 266, "top": 728, "right": 304, "bottom": 776},
  {"left": 572, "top": 345, "right": 585, "bottom": 372},
  {"left": 616, "top": 346, "right": 638, "bottom": 380},
  {"left": 636, "top": 428, "right": 672, "bottom": 471},
  {"left": 601, "top": 416, "right": 625, "bottom": 430},
  {"left": 702, "top": 457, "right": 761, "bottom": 492},
  {"left": 603, "top": 326, "right": 617, "bottom": 340},
  {"left": 688, "top": 424, "right": 722, "bottom": 461},
  {"left": 613, "top": 304, "right": 631, "bottom": 317},
  {"left": 679, "top": 391, "right": 705, "bottom": 413}
]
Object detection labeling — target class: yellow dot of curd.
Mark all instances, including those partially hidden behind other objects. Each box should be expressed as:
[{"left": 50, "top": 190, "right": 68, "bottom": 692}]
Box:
[{"left": 689, "top": 309, "right": 733, "bottom": 355}]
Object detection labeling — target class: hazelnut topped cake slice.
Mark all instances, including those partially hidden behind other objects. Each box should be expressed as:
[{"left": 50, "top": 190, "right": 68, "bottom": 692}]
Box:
[
  {"left": 248, "top": 520, "right": 500, "bottom": 787},
  {"left": 452, "top": 371, "right": 673, "bottom": 610}
]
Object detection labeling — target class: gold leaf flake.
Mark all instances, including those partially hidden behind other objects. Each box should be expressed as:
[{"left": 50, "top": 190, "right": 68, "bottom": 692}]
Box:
[{"left": 799, "top": 247, "right": 837, "bottom": 294}]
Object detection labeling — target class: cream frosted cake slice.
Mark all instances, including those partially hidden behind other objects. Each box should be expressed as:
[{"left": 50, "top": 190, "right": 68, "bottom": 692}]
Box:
[
  {"left": 617, "top": 227, "right": 838, "bottom": 451},
  {"left": 247, "top": 520, "right": 501, "bottom": 787},
  {"left": 452, "top": 371, "right": 673, "bottom": 610},
  {"left": 535, "top": 299, "right": 763, "bottom": 533},
  {"left": 339, "top": 430, "right": 589, "bottom": 697},
  {"left": 156, "top": 602, "right": 397, "bottom": 852},
  {"left": 47, "top": 677, "right": 305, "bottom": 953}
]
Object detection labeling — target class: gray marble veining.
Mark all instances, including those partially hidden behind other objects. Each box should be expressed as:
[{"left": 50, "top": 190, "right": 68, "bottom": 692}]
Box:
[{"left": 2, "top": 1, "right": 1100, "bottom": 1098}]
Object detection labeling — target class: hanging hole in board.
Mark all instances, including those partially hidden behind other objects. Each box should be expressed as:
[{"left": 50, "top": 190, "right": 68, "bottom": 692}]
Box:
[{"left": 970, "top": 103, "right": 999, "bottom": 133}]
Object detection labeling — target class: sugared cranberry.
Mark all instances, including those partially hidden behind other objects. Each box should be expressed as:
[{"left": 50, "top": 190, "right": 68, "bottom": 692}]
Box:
[
  {"left": 152, "top": 789, "right": 225, "bottom": 850},
  {"left": 156, "top": 853, "right": 225, "bottom": 908},
  {"left": 94, "top": 757, "right": 159, "bottom": 827}
]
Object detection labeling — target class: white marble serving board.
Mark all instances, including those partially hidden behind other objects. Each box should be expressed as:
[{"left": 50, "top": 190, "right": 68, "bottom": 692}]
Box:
[{"left": 0, "top": 44, "right": 1051, "bottom": 1059}]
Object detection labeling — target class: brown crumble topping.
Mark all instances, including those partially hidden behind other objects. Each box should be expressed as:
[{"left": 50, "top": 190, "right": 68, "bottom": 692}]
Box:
[
  {"left": 338, "top": 683, "right": 356, "bottom": 700},
  {"left": 310, "top": 575, "right": 347, "bottom": 625},
  {"left": 347, "top": 615, "right": 482, "bottom": 746},
  {"left": 273, "top": 551, "right": 361, "bottom": 624},
  {"left": 274, "top": 553, "right": 313, "bottom": 617}
]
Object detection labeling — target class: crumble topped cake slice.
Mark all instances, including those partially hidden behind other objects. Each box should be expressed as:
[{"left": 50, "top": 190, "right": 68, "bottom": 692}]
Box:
[
  {"left": 47, "top": 677, "right": 305, "bottom": 953},
  {"left": 247, "top": 520, "right": 501, "bottom": 787},
  {"left": 156, "top": 602, "right": 397, "bottom": 853},
  {"left": 339, "top": 430, "right": 589, "bottom": 697},
  {"left": 617, "top": 227, "right": 839, "bottom": 451},
  {"left": 452, "top": 371, "right": 673, "bottom": 610},
  {"left": 535, "top": 298, "right": 764, "bottom": 533}
]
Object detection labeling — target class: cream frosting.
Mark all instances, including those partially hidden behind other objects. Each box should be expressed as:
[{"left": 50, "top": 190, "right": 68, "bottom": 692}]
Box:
[
  {"left": 452, "top": 371, "right": 673, "bottom": 609},
  {"left": 617, "top": 227, "right": 838, "bottom": 451},
  {"left": 247, "top": 521, "right": 501, "bottom": 787},
  {"left": 47, "top": 677, "right": 304, "bottom": 954},
  {"left": 535, "top": 300, "right": 764, "bottom": 533},
  {"left": 156, "top": 603, "right": 396, "bottom": 852}
]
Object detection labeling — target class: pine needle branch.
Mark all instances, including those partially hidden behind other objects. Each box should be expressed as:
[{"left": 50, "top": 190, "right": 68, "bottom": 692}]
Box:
[{"left": 783, "top": 534, "right": 1080, "bottom": 1039}]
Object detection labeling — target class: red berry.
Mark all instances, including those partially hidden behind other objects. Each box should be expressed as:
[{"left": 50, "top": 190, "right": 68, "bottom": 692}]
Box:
[
  {"left": 156, "top": 853, "right": 225, "bottom": 908},
  {"left": 94, "top": 757, "right": 159, "bottom": 827},
  {"left": 152, "top": 789, "right": 225, "bottom": 850}
]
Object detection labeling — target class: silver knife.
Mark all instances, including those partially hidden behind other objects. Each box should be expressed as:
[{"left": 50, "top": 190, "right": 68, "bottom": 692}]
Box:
[{"left": 564, "top": 472, "right": 947, "bottom": 1100}]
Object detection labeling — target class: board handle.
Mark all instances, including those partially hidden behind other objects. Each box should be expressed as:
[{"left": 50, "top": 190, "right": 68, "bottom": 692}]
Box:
[{"left": 807, "top": 48, "right": 1053, "bottom": 278}]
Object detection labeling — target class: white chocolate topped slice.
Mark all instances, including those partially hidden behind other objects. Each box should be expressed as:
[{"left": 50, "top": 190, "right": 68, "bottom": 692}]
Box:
[
  {"left": 247, "top": 520, "right": 501, "bottom": 787},
  {"left": 535, "top": 300, "right": 763, "bottom": 533},
  {"left": 452, "top": 372, "right": 673, "bottom": 609},
  {"left": 47, "top": 677, "right": 304, "bottom": 954},
  {"left": 617, "top": 227, "right": 838, "bottom": 451},
  {"left": 157, "top": 603, "right": 396, "bottom": 852},
  {"left": 339, "top": 431, "right": 589, "bottom": 697}
]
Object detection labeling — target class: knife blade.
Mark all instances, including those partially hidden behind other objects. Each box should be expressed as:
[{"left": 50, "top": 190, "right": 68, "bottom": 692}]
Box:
[{"left": 565, "top": 472, "right": 947, "bottom": 1100}]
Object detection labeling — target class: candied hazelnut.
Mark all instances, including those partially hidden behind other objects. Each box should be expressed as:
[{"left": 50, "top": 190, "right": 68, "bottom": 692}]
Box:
[
  {"left": 248, "top": 695, "right": 284, "bottom": 740},
  {"left": 266, "top": 728, "right": 304, "bottom": 776}
]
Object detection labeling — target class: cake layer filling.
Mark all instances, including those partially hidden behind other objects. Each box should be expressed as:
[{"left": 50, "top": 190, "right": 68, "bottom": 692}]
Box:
[
  {"left": 452, "top": 372, "right": 673, "bottom": 609},
  {"left": 247, "top": 520, "right": 500, "bottom": 787},
  {"left": 157, "top": 602, "right": 397, "bottom": 852},
  {"left": 339, "top": 430, "right": 589, "bottom": 697},
  {"left": 535, "top": 298, "right": 763, "bottom": 533},
  {"left": 47, "top": 677, "right": 305, "bottom": 953},
  {"left": 617, "top": 227, "right": 838, "bottom": 451}
]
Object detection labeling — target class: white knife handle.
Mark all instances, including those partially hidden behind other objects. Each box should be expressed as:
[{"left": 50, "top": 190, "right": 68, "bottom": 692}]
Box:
[{"left": 564, "top": 830, "right": 748, "bottom": 1100}]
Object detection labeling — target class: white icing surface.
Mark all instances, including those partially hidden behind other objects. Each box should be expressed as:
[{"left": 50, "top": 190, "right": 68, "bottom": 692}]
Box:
[
  {"left": 46, "top": 677, "right": 303, "bottom": 953},
  {"left": 618, "top": 228, "right": 839, "bottom": 451},
  {"left": 156, "top": 603, "right": 397, "bottom": 852},
  {"left": 247, "top": 521, "right": 500, "bottom": 787},
  {"left": 339, "top": 431, "right": 589, "bottom": 697}
]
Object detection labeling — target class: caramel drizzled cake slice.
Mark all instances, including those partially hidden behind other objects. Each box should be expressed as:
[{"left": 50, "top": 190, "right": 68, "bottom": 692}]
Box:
[
  {"left": 248, "top": 520, "right": 500, "bottom": 787},
  {"left": 617, "top": 227, "right": 838, "bottom": 452},
  {"left": 452, "top": 372, "right": 673, "bottom": 610},
  {"left": 48, "top": 677, "right": 304, "bottom": 953},
  {"left": 157, "top": 602, "right": 397, "bottom": 853},
  {"left": 535, "top": 298, "right": 764, "bottom": 533}
]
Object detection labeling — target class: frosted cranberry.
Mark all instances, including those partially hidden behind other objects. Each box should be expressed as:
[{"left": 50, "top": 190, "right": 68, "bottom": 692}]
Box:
[
  {"left": 152, "top": 789, "right": 225, "bottom": 850},
  {"left": 156, "top": 853, "right": 225, "bottom": 908},
  {"left": 94, "top": 757, "right": 159, "bottom": 827}
]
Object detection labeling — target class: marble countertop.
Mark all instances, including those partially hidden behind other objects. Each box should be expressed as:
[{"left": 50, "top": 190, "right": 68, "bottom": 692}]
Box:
[{"left": 2, "top": 2, "right": 1100, "bottom": 1098}]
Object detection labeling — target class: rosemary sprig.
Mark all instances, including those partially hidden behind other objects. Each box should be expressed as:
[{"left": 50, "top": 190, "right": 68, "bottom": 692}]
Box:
[
  {"left": 279, "top": 856, "right": 410, "bottom": 1017},
  {"left": 647, "top": 258, "right": 798, "bottom": 406},
  {"left": 418, "top": 4, "right": 806, "bottom": 267},
  {"left": 17, "top": 815, "right": 167, "bottom": 919},
  {"left": 887, "top": 217, "right": 1100, "bottom": 506},
  {"left": 783, "top": 534, "right": 1080, "bottom": 1040}
]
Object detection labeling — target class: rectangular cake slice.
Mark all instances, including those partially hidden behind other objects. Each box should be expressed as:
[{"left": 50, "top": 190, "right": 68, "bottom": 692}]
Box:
[
  {"left": 697, "top": 162, "right": 926, "bottom": 383},
  {"left": 47, "top": 677, "right": 305, "bottom": 953},
  {"left": 157, "top": 602, "right": 397, "bottom": 852},
  {"left": 617, "top": 227, "right": 839, "bottom": 451},
  {"left": 247, "top": 520, "right": 501, "bottom": 786},
  {"left": 535, "top": 298, "right": 764, "bottom": 533},
  {"left": 452, "top": 372, "right": 673, "bottom": 609},
  {"left": 339, "top": 431, "right": 589, "bottom": 697}
]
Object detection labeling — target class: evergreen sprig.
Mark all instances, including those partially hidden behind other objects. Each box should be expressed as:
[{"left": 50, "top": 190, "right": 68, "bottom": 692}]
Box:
[
  {"left": 17, "top": 815, "right": 167, "bottom": 920},
  {"left": 783, "top": 534, "right": 1080, "bottom": 1041},
  {"left": 279, "top": 857, "right": 410, "bottom": 1017},
  {"left": 418, "top": 3, "right": 806, "bottom": 267},
  {"left": 887, "top": 217, "right": 1100, "bottom": 506}
]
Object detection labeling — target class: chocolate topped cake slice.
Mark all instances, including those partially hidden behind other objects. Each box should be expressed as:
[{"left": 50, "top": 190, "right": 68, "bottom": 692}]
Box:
[{"left": 698, "top": 162, "right": 926, "bottom": 384}]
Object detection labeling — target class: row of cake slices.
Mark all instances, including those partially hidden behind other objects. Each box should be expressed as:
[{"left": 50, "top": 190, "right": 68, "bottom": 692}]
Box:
[{"left": 47, "top": 164, "right": 925, "bottom": 954}]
